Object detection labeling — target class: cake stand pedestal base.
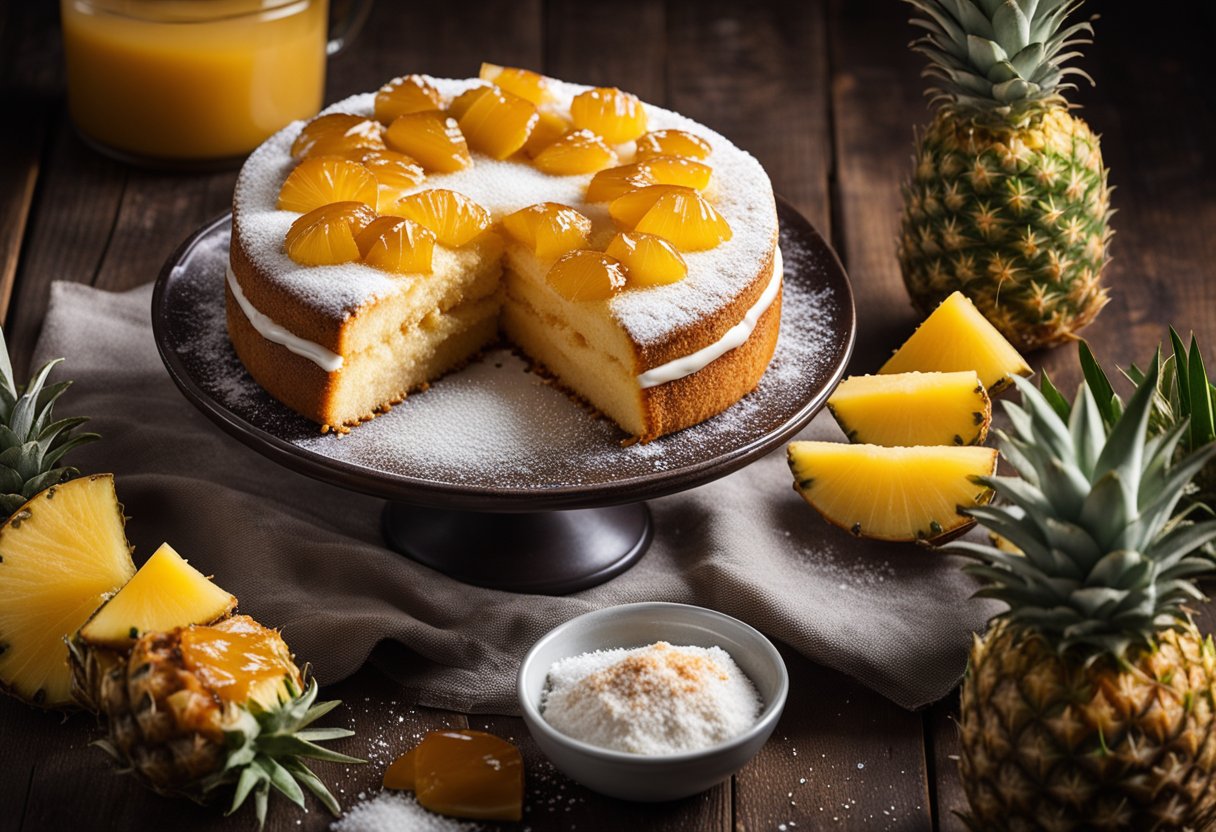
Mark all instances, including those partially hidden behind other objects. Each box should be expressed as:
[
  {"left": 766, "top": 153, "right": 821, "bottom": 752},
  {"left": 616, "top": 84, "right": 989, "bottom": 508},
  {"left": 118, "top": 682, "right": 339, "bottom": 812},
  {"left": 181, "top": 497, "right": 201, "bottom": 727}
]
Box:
[{"left": 381, "top": 502, "right": 653, "bottom": 594}]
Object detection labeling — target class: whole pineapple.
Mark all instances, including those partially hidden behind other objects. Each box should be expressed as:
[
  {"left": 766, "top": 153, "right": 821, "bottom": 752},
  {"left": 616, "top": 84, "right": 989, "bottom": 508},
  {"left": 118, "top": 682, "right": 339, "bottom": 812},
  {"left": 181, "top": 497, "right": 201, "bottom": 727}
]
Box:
[
  {"left": 71, "top": 615, "right": 361, "bottom": 827},
  {"left": 952, "top": 358, "right": 1216, "bottom": 830},
  {"left": 899, "top": 0, "right": 1112, "bottom": 351}
]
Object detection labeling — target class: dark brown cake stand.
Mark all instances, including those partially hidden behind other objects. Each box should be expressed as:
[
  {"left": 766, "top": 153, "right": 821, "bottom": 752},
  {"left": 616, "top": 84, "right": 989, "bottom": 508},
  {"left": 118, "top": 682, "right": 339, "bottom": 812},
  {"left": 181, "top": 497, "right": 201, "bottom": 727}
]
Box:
[{"left": 151, "top": 198, "right": 855, "bottom": 594}]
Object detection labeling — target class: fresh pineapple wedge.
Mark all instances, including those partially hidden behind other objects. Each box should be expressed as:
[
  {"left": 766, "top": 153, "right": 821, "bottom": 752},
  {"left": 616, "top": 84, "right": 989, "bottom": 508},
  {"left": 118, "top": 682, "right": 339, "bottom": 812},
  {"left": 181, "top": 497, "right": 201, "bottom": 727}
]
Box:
[
  {"left": 787, "top": 442, "right": 997, "bottom": 542},
  {"left": 827, "top": 371, "right": 990, "bottom": 446},
  {"left": 880, "top": 291, "right": 1031, "bottom": 392},
  {"left": 0, "top": 474, "right": 134, "bottom": 707},
  {"left": 77, "top": 542, "right": 236, "bottom": 649}
]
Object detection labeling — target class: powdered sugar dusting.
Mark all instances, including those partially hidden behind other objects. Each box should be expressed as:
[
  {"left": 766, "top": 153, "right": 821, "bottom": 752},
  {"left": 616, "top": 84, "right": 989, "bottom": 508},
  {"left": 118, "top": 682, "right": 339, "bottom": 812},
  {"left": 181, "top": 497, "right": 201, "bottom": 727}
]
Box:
[
  {"left": 161, "top": 197, "right": 847, "bottom": 495},
  {"left": 232, "top": 75, "right": 778, "bottom": 344}
]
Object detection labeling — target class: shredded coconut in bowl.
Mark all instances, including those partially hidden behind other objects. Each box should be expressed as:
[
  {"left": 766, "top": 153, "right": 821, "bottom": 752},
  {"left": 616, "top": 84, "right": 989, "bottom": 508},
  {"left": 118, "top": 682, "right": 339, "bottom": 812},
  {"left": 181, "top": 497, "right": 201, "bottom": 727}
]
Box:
[{"left": 540, "top": 642, "right": 762, "bottom": 755}]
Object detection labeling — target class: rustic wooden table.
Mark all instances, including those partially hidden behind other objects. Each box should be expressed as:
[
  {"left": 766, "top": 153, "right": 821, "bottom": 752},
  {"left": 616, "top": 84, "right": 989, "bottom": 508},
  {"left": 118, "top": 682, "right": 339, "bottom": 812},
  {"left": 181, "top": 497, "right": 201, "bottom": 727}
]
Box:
[{"left": 2, "top": 1, "right": 1213, "bottom": 830}]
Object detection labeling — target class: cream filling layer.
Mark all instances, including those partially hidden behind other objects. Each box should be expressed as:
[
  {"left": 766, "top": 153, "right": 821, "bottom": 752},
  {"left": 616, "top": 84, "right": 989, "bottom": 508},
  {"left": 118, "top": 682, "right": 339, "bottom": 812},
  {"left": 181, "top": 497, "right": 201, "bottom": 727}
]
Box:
[
  {"left": 636, "top": 247, "right": 783, "bottom": 389},
  {"left": 227, "top": 247, "right": 782, "bottom": 387},
  {"left": 227, "top": 266, "right": 344, "bottom": 372}
]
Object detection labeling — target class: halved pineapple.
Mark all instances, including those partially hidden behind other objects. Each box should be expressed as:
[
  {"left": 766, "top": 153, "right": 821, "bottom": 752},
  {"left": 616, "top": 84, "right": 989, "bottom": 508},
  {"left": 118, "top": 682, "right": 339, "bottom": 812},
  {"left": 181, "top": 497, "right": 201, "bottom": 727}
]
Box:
[
  {"left": 393, "top": 189, "right": 491, "bottom": 247},
  {"left": 532, "top": 130, "right": 617, "bottom": 175},
  {"left": 827, "top": 371, "right": 991, "bottom": 446},
  {"left": 634, "top": 129, "right": 712, "bottom": 161},
  {"left": 0, "top": 474, "right": 134, "bottom": 707},
  {"left": 522, "top": 111, "right": 571, "bottom": 157},
  {"left": 284, "top": 202, "right": 377, "bottom": 266},
  {"left": 77, "top": 542, "right": 236, "bottom": 649},
  {"left": 787, "top": 442, "right": 997, "bottom": 542},
  {"left": 546, "top": 250, "right": 627, "bottom": 301},
  {"left": 277, "top": 157, "right": 378, "bottom": 213},
  {"left": 374, "top": 74, "right": 443, "bottom": 124},
  {"left": 457, "top": 86, "right": 538, "bottom": 160},
  {"left": 358, "top": 149, "right": 426, "bottom": 213},
  {"left": 480, "top": 62, "right": 549, "bottom": 105},
  {"left": 501, "top": 202, "right": 592, "bottom": 261},
  {"left": 385, "top": 112, "right": 472, "bottom": 173},
  {"left": 290, "top": 113, "right": 385, "bottom": 160},
  {"left": 605, "top": 231, "right": 687, "bottom": 287},
  {"left": 880, "top": 291, "right": 1031, "bottom": 392},
  {"left": 611, "top": 186, "right": 732, "bottom": 251},
  {"left": 570, "top": 87, "right": 648, "bottom": 144},
  {"left": 356, "top": 215, "right": 436, "bottom": 274}
]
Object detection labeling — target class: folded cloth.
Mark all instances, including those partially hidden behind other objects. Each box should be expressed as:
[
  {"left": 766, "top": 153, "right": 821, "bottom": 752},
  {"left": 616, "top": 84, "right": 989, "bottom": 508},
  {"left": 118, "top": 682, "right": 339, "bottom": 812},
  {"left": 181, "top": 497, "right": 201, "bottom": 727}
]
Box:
[{"left": 33, "top": 279, "right": 998, "bottom": 712}]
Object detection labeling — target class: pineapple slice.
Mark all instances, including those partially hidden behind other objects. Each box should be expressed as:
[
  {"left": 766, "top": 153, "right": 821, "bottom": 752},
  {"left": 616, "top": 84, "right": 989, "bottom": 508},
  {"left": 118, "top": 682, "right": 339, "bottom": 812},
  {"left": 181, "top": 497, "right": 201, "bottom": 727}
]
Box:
[
  {"left": 827, "top": 371, "right": 991, "bottom": 446},
  {"left": 546, "top": 250, "right": 627, "bottom": 301},
  {"left": 356, "top": 216, "right": 436, "bottom": 274},
  {"left": 290, "top": 113, "right": 385, "bottom": 160},
  {"left": 358, "top": 150, "right": 427, "bottom": 213},
  {"left": 605, "top": 231, "right": 687, "bottom": 287},
  {"left": 285, "top": 202, "right": 377, "bottom": 266},
  {"left": 392, "top": 189, "right": 491, "bottom": 247},
  {"left": 570, "top": 87, "right": 648, "bottom": 144},
  {"left": 532, "top": 129, "right": 617, "bottom": 175},
  {"left": 385, "top": 112, "right": 472, "bottom": 174},
  {"left": 611, "top": 186, "right": 732, "bottom": 251},
  {"left": 457, "top": 85, "right": 539, "bottom": 160},
  {"left": 277, "top": 157, "right": 378, "bottom": 213},
  {"left": 0, "top": 474, "right": 134, "bottom": 707},
  {"left": 77, "top": 542, "right": 236, "bottom": 648},
  {"left": 788, "top": 442, "right": 997, "bottom": 542},
  {"left": 480, "top": 62, "right": 549, "bottom": 105},
  {"left": 374, "top": 74, "right": 443, "bottom": 124},
  {"left": 522, "top": 111, "right": 571, "bottom": 158},
  {"left": 634, "top": 129, "right": 712, "bottom": 161},
  {"left": 880, "top": 291, "right": 1032, "bottom": 392},
  {"left": 586, "top": 163, "right": 658, "bottom": 203},
  {"left": 501, "top": 202, "right": 592, "bottom": 262},
  {"left": 642, "top": 156, "right": 712, "bottom": 191}
]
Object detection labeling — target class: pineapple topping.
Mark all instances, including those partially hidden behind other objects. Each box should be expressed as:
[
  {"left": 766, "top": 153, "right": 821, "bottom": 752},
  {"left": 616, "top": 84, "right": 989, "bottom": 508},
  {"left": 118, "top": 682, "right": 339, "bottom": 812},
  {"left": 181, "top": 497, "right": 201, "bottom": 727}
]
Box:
[
  {"left": 384, "top": 729, "right": 524, "bottom": 822},
  {"left": 374, "top": 74, "right": 443, "bottom": 124},
  {"left": 605, "top": 231, "right": 688, "bottom": 287},
  {"left": 532, "top": 129, "right": 617, "bottom": 176},
  {"left": 290, "top": 113, "right": 385, "bottom": 161},
  {"left": 385, "top": 112, "right": 472, "bottom": 174},
  {"left": 392, "top": 189, "right": 492, "bottom": 248},
  {"left": 827, "top": 371, "right": 990, "bottom": 447},
  {"left": 0, "top": 474, "right": 134, "bottom": 707},
  {"left": 456, "top": 85, "right": 538, "bottom": 160},
  {"left": 788, "top": 442, "right": 997, "bottom": 543},
  {"left": 78, "top": 542, "right": 236, "bottom": 648},
  {"left": 546, "top": 250, "right": 628, "bottom": 302},
  {"left": 880, "top": 291, "right": 1030, "bottom": 392},
  {"left": 277, "top": 158, "right": 378, "bottom": 214},
  {"left": 284, "top": 202, "right": 378, "bottom": 266},
  {"left": 501, "top": 202, "right": 592, "bottom": 262},
  {"left": 570, "top": 86, "right": 648, "bottom": 144}
]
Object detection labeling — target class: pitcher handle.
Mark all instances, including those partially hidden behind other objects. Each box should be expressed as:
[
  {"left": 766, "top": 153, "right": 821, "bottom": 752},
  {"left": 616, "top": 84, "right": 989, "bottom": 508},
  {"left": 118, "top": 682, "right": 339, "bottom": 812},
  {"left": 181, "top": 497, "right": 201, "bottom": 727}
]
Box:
[{"left": 327, "top": 0, "right": 374, "bottom": 56}]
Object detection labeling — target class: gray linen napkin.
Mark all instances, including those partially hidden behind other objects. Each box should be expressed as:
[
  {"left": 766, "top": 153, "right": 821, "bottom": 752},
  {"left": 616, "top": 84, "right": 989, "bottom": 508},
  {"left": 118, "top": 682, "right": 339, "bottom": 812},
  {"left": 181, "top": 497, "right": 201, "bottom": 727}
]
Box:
[{"left": 33, "top": 279, "right": 998, "bottom": 712}]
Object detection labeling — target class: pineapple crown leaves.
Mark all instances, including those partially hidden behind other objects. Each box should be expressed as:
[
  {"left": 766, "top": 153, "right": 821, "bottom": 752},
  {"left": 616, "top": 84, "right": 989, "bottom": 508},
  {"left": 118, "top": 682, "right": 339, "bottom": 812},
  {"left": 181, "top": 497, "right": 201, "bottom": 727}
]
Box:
[
  {"left": 904, "top": 0, "right": 1096, "bottom": 117},
  {"left": 0, "top": 327, "right": 99, "bottom": 518},
  {"left": 948, "top": 354, "right": 1216, "bottom": 663},
  {"left": 199, "top": 677, "right": 364, "bottom": 829}
]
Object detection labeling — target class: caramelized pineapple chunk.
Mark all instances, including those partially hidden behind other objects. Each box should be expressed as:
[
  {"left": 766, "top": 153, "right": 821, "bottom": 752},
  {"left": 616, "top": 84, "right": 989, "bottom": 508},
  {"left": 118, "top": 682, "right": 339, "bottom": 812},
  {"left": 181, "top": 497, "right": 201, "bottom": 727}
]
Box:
[
  {"left": 586, "top": 163, "right": 658, "bottom": 203},
  {"left": 523, "top": 110, "right": 572, "bottom": 158},
  {"left": 630, "top": 188, "right": 732, "bottom": 251},
  {"left": 457, "top": 85, "right": 538, "bottom": 160},
  {"left": 501, "top": 202, "right": 592, "bottom": 261},
  {"left": 356, "top": 216, "right": 436, "bottom": 275},
  {"left": 291, "top": 113, "right": 385, "bottom": 160},
  {"left": 392, "top": 189, "right": 491, "bottom": 247},
  {"left": 546, "top": 250, "right": 627, "bottom": 301},
  {"left": 570, "top": 86, "right": 648, "bottom": 144},
  {"left": 374, "top": 74, "right": 443, "bottom": 124},
  {"left": 277, "top": 157, "right": 378, "bottom": 213},
  {"left": 284, "top": 202, "right": 377, "bottom": 266},
  {"left": 606, "top": 231, "right": 688, "bottom": 287},
  {"left": 532, "top": 129, "right": 617, "bottom": 175},
  {"left": 480, "top": 63, "right": 550, "bottom": 105},
  {"left": 357, "top": 150, "right": 426, "bottom": 213},
  {"left": 385, "top": 112, "right": 472, "bottom": 173},
  {"left": 608, "top": 184, "right": 695, "bottom": 229},
  {"left": 634, "top": 129, "right": 712, "bottom": 161}
]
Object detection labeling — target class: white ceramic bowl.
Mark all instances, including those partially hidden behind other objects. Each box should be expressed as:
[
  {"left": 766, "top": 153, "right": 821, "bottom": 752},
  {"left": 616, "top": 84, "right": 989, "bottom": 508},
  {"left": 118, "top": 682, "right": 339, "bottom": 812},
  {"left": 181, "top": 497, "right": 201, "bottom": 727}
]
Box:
[{"left": 517, "top": 602, "right": 788, "bottom": 802}]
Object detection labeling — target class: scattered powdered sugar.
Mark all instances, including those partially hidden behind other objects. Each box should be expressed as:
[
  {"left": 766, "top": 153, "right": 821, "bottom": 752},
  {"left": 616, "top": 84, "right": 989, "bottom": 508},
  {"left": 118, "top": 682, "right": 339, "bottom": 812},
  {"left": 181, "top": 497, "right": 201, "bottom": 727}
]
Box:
[
  {"left": 232, "top": 75, "right": 778, "bottom": 346},
  {"left": 540, "top": 642, "right": 761, "bottom": 755},
  {"left": 331, "top": 792, "right": 481, "bottom": 832},
  {"left": 160, "top": 207, "right": 846, "bottom": 492}
]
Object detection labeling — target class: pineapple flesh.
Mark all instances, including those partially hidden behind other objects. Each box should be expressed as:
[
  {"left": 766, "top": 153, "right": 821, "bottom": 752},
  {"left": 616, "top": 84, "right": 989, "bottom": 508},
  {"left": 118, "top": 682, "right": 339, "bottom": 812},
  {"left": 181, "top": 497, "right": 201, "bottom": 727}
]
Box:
[
  {"left": 78, "top": 542, "right": 236, "bottom": 648},
  {"left": 881, "top": 291, "right": 1030, "bottom": 392},
  {"left": 0, "top": 474, "right": 133, "bottom": 707},
  {"left": 787, "top": 442, "right": 997, "bottom": 542},
  {"left": 897, "top": 0, "right": 1112, "bottom": 351},
  {"left": 828, "top": 371, "right": 990, "bottom": 446},
  {"left": 949, "top": 353, "right": 1216, "bottom": 830}
]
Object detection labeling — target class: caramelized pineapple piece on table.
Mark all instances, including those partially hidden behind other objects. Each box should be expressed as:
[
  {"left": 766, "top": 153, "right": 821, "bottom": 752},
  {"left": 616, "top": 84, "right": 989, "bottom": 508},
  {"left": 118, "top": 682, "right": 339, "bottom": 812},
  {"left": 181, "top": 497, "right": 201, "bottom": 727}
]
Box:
[{"left": 384, "top": 729, "right": 524, "bottom": 822}]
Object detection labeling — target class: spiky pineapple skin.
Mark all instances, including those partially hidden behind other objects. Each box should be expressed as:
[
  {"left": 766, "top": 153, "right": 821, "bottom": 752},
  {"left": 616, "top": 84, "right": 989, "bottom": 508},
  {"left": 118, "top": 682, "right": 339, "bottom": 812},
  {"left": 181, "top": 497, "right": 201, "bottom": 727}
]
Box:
[
  {"left": 899, "top": 105, "right": 1112, "bottom": 351},
  {"left": 959, "top": 620, "right": 1216, "bottom": 832}
]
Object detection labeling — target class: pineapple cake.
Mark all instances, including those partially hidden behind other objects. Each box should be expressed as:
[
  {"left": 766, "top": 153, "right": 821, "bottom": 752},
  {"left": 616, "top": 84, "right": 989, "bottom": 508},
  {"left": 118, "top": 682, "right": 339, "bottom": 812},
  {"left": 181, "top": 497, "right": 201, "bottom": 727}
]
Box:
[
  {"left": 898, "top": 0, "right": 1112, "bottom": 351},
  {"left": 229, "top": 64, "right": 782, "bottom": 441},
  {"left": 950, "top": 354, "right": 1216, "bottom": 829}
]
